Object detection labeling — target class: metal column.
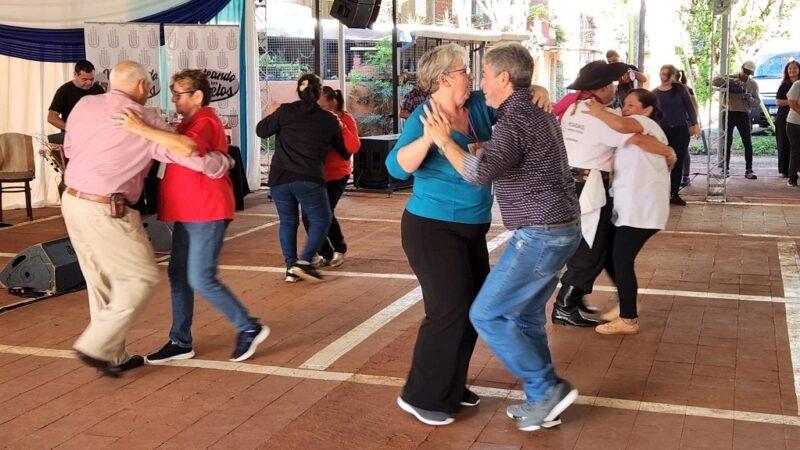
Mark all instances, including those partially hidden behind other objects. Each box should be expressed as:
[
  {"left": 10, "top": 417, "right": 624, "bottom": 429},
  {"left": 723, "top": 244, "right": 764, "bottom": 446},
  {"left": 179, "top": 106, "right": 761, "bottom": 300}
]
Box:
[
  {"left": 706, "top": 2, "right": 731, "bottom": 202},
  {"left": 313, "top": 0, "right": 322, "bottom": 75},
  {"left": 391, "top": 0, "right": 399, "bottom": 133}
]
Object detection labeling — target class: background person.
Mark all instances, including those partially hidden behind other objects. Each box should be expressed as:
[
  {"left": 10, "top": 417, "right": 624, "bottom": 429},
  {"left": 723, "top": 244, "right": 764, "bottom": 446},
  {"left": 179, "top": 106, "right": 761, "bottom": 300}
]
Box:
[
  {"left": 653, "top": 64, "right": 699, "bottom": 206},
  {"left": 302, "top": 86, "right": 361, "bottom": 268},
  {"left": 116, "top": 69, "right": 269, "bottom": 364},
  {"left": 713, "top": 61, "right": 760, "bottom": 179},
  {"left": 777, "top": 61, "right": 800, "bottom": 180},
  {"left": 257, "top": 74, "right": 349, "bottom": 283},
  {"left": 47, "top": 59, "right": 105, "bottom": 144}
]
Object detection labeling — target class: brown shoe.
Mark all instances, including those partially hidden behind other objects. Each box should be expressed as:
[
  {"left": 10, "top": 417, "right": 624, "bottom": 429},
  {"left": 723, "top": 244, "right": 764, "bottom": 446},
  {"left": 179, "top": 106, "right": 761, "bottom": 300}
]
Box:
[{"left": 595, "top": 318, "right": 639, "bottom": 335}]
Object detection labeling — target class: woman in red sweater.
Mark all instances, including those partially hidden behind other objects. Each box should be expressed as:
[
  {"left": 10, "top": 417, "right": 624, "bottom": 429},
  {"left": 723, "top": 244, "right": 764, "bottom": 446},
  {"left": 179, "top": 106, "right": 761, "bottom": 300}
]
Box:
[
  {"left": 117, "top": 69, "right": 268, "bottom": 363},
  {"left": 301, "top": 86, "right": 361, "bottom": 269}
]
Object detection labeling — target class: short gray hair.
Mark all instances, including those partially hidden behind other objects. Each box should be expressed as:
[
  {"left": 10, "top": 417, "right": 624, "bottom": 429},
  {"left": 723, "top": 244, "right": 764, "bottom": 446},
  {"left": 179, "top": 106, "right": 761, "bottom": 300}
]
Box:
[
  {"left": 484, "top": 43, "right": 533, "bottom": 90},
  {"left": 417, "top": 44, "right": 469, "bottom": 94},
  {"left": 110, "top": 60, "right": 149, "bottom": 92}
]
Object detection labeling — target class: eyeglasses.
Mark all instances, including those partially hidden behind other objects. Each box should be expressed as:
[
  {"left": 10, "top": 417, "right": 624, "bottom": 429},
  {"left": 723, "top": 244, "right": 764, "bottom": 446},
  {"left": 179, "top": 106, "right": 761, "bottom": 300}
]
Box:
[
  {"left": 444, "top": 67, "right": 471, "bottom": 76},
  {"left": 171, "top": 89, "right": 197, "bottom": 98}
]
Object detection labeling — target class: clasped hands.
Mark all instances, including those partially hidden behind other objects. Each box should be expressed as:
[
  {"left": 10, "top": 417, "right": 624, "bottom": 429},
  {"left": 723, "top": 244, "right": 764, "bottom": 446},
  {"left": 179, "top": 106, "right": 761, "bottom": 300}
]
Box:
[{"left": 419, "top": 98, "right": 454, "bottom": 152}]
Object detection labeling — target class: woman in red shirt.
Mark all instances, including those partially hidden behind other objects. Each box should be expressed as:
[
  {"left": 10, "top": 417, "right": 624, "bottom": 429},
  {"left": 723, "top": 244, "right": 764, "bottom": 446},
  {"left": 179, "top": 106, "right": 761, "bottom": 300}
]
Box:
[
  {"left": 301, "top": 86, "right": 361, "bottom": 269},
  {"left": 116, "top": 69, "right": 268, "bottom": 364}
]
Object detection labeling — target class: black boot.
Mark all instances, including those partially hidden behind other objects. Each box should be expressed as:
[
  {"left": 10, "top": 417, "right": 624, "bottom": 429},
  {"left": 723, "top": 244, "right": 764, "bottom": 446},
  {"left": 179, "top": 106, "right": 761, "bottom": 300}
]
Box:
[{"left": 552, "top": 285, "right": 598, "bottom": 327}]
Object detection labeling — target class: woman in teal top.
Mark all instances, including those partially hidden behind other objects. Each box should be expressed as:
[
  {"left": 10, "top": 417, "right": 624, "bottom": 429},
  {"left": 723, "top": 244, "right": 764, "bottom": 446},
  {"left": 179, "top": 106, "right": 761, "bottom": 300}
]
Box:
[
  {"left": 388, "top": 44, "right": 497, "bottom": 426},
  {"left": 387, "top": 90, "right": 495, "bottom": 224},
  {"left": 389, "top": 45, "right": 549, "bottom": 426}
]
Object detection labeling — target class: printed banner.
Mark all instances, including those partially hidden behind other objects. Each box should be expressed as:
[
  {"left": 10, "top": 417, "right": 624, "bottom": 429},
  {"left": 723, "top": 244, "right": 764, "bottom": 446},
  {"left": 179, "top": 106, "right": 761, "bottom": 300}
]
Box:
[
  {"left": 165, "top": 24, "right": 241, "bottom": 142},
  {"left": 84, "top": 22, "right": 162, "bottom": 108}
]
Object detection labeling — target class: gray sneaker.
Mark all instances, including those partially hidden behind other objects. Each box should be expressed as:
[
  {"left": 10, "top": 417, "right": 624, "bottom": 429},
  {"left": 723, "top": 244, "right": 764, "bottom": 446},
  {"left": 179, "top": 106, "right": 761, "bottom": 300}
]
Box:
[
  {"left": 396, "top": 396, "right": 454, "bottom": 426},
  {"left": 513, "top": 380, "right": 578, "bottom": 431},
  {"left": 506, "top": 404, "right": 562, "bottom": 428}
]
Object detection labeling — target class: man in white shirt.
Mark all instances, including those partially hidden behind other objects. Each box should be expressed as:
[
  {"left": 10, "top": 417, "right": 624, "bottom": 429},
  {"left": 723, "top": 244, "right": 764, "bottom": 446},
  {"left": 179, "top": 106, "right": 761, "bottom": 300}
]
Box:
[{"left": 554, "top": 61, "right": 665, "bottom": 328}]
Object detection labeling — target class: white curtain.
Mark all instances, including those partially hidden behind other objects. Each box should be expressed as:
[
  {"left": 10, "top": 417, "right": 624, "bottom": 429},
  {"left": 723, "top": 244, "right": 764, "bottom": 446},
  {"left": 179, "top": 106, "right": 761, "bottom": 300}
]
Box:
[
  {"left": 1, "top": 1, "right": 192, "bottom": 28},
  {"left": 0, "top": 55, "right": 70, "bottom": 210},
  {"left": 244, "top": 0, "right": 262, "bottom": 190}
]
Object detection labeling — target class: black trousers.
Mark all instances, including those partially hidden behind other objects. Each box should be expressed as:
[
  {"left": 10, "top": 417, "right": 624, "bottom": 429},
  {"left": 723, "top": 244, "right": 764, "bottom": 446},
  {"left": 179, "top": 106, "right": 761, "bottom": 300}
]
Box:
[
  {"left": 725, "top": 111, "right": 754, "bottom": 172},
  {"left": 777, "top": 117, "right": 790, "bottom": 175},
  {"left": 663, "top": 125, "right": 690, "bottom": 196},
  {"left": 788, "top": 123, "right": 800, "bottom": 182},
  {"left": 400, "top": 211, "right": 490, "bottom": 413},
  {"left": 301, "top": 175, "right": 349, "bottom": 259},
  {"left": 612, "top": 226, "right": 658, "bottom": 319},
  {"left": 560, "top": 180, "right": 616, "bottom": 294}
]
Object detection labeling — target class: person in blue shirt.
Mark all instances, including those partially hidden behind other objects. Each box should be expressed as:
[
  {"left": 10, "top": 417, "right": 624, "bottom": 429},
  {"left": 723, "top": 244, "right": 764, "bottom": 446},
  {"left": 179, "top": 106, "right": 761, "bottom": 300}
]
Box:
[{"left": 387, "top": 43, "right": 551, "bottom": 427}]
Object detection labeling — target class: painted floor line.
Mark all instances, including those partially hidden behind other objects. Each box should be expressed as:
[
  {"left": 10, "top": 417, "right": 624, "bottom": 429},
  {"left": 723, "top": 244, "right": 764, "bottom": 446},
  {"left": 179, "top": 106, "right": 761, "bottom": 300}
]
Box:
[
  {"left": 687, "top": 200, "right": 800, "bottom": 208},
  {"left": 0, "top": 214, "right": 63, "bottom": 232},
  {"left": 217, "top": 265, "right": 417, "bottom": 280},
  {"left": 236, "top": 212, "right": 507, "bottom": 227},
  {"left": 662, "top": 230, "right": 800, "bottom": 240},
  {"left": 777, "top": 240, "right": 800, "bottom": 413},
  {"left": 298, "top": 231, "right": 513, "bottom": 371},
  {"left": 214, "top": 263, "right": 793, "bottom": 305},
  {"left": 235, "top": 213, "right": 800, "bottom": 240},
  {"left": 1, "top": 344, "right": 799, "bottom": 427},
  {"left": 223, "top": 220, "right": 280, "bottom": 242},
  {"left": 591, "top": 285, "right": 795, "bottom": 304}
]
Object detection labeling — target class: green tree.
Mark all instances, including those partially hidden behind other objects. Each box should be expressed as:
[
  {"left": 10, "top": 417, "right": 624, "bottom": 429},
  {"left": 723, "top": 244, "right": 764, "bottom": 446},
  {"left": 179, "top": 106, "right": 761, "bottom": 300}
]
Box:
[
  {"left": 678, "top": 0, "right": 796, "bottom": 104},
  {"left": 348, "top": 38, "right": 410, "bottom": 136}
]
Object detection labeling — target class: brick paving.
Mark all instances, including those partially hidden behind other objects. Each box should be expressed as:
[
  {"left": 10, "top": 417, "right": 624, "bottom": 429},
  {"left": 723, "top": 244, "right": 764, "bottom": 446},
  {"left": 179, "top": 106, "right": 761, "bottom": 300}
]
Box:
[{"left": 0, "top": 175, "right": 799, "bottom": 448}]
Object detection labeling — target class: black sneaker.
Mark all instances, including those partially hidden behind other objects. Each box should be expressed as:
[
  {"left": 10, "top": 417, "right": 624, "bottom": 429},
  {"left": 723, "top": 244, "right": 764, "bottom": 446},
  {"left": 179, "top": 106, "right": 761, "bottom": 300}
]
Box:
[
  {"left": 745, "top": 171, "right": 758, "bottom": 180},
  {"left": 789, "top": 178, "right": 798, "bottom": 187},
  {"left": 111, "top": 355, "right": 145, "bottom": 374},
  {"left": 230, "top": 323, "right": 270, "bottom": 362},
  {"left": 285, "top": 269, "right": 301, "bottom": 283},
  {"left": 145, "top": 341, "right": 195, "bottom": 365},
  {"left": 461, "top": 388, "right": 480, "bottom": 407},
  {"left": 670, "top": 194, "right": 687, "bottom": 206},
  {"left": 289, "top": 260, "right": 324, "bottom": 283},
  {"left": 75, "top": 351, "right": 119, "bottom": 378}
]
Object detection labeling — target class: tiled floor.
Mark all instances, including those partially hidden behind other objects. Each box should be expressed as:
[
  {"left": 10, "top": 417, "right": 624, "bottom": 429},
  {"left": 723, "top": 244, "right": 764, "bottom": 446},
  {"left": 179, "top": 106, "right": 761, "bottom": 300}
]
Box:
[{"left": 1, "top": 171, "right": 800, "bottom": 449}]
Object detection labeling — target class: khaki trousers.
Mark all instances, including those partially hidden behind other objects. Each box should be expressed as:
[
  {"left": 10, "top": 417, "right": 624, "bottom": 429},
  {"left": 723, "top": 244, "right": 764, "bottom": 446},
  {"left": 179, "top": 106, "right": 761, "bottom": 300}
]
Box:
[{"left": 61, "top": 193, "right": 160, "bottom": 366}]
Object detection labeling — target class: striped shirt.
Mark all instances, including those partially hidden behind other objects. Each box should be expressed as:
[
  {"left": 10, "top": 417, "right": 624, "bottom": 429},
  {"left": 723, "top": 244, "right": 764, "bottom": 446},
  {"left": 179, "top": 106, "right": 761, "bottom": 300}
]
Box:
[{"left": 462, "top": 89, "right": 579, "bottom": 229}]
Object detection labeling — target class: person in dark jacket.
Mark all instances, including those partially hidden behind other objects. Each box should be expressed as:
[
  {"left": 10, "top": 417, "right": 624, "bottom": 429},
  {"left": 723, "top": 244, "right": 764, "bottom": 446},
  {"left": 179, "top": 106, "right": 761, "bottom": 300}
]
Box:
[
  {"left": 256, "top": 74, "right": 348, "bottom": 282},
  {"left": 652, "top": 64, "right": 699, "bottom": 206}
]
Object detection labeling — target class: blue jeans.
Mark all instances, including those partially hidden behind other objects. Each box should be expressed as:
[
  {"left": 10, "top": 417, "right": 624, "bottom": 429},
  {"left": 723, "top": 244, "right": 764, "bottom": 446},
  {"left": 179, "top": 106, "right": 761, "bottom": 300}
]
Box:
[
  {"left": 470, "top": 224, "right": 580, "bottom": 403},
  {"left": 169, "top": 220, "right": 256, "bottom": 347},
  {"left": 270, "top": 181, "right": 332, "bottom": 267}
]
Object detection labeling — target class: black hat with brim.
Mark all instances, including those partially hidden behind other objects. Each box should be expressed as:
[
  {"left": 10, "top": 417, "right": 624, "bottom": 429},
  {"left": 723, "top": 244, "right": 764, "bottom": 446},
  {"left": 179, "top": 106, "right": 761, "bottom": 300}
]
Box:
[{"left": 567, "top": 61, "right": 631, "bottom": 91}]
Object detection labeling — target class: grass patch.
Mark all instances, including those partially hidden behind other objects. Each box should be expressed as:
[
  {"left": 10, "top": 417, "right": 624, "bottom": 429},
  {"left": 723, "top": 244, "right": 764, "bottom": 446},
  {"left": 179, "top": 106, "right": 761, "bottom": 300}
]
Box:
[{"left": 689, "top": 135, "right": 777, "bottom": 156}]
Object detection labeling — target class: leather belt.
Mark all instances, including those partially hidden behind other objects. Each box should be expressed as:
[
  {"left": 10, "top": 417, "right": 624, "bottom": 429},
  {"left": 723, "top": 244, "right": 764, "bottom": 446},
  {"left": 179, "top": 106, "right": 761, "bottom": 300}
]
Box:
[
  {"left": 66, "top": 187, "right": 116, "bottom": 204},
  {"left": 527, "top": 218, "right": 580, "bottom": 231},
  {"left": 570, "top": 168, "right": 610, "bottom": 183}
]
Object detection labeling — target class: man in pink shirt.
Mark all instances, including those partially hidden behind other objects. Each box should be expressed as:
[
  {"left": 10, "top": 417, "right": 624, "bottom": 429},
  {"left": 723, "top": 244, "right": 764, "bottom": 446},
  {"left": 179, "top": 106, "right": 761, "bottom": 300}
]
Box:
[{"left": 62, "top": 61, "right": 232, "bottom": 377}]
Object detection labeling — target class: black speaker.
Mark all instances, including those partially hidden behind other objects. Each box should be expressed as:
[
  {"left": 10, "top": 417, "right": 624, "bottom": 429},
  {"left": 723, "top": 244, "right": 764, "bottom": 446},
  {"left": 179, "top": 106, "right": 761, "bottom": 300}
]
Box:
[
  {"left": 142, "top": 215, "right": 173, "bottom": 254},
  {"left": 0, "top": 238, "right": 85, "bottom": 295},
  {"left": 330, "top": 0, "right": 381, "bottom": 29},
  {"left": 353, "top": 134, "right": 413, "bottom": 191}
]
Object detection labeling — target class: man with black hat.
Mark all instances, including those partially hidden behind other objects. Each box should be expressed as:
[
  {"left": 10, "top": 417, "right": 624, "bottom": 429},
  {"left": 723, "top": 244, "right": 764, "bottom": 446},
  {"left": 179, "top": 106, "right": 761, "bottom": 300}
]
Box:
[{"left": 553, "top": 60, "right": 667, "bottom": 328}]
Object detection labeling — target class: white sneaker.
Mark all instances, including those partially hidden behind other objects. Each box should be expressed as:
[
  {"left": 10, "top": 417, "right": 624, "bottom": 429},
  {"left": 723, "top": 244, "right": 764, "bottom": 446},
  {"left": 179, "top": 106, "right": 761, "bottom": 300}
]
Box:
[
  {"left": 329, "top": 252, "right": 345, "bottom": 268},
  {"left": 285, "top": 269, "right": 301, "bottom": 283}
]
